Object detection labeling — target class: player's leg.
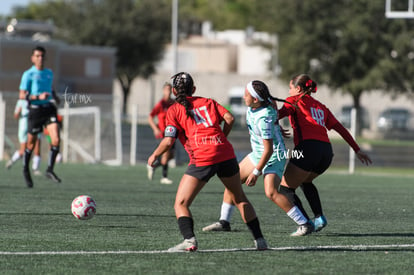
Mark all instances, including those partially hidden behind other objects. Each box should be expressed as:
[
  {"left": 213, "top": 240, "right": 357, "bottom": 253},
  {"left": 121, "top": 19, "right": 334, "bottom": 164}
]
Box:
[
  {"left": 298, "top": 141, "right": 333, "bottom": 232},
  {"left": 279, "top": 162, "right": 315, "bottom": 236},
  {"left": 6, "top": 142, "right": 25, "bottom": 169},
  {"left": 44, "top": 121, "right": 61, "bottom": 182},
  {"left": 32, "top": 137, "right": 42, "bottom": 175},
  {"left": 202, "top": 155, "right": 252, "bottom": 232},
  {"left": 22, "top": 133, "right": 37, "bottom": 188},
  {"left": 218, "top": 158, "right": 267, "bottom": 250},
  {"left": 7, "top": 119, "right": 28, "bottom": 169},
  {"left": 168, "top": 174, "right": 206, "bottom": 252}
]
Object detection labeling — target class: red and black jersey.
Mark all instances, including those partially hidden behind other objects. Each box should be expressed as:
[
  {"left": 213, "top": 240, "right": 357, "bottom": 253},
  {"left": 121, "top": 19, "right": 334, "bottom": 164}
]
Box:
[
  {"left": 165, "top": 96, "right": 236, "bottom": 166},
  {"left": 149, "top": 99, "right": 174, "bottom": 137},
  {"left": 279, "top": 94, "right": 360, "bottom": 152}
]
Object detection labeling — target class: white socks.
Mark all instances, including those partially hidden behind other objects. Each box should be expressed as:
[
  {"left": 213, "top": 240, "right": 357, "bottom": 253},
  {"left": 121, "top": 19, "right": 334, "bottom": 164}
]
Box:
[
  {"left": 11, "top": 151, "right": 21, "bottom": 162},
  {"left": 220, "top": 202, "right": 309, "bottom": 226},
  {"left": 219, "top": 202, "right": 235, "bottom": 222},
  {"left": 287, "top": 206, "right": 308, "bottom": 225},
  {"left": 32, "top": 155, "right": 41, "bottom": 170}
]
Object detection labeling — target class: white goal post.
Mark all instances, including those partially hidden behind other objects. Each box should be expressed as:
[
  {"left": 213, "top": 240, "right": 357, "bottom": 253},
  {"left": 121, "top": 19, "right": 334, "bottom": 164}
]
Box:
[
  {"left": 60, "top": 103, "right": 101, "bottom": 163},
  {"left": 385, "top": 0, "right": 414, "bottom": 18},
  {"left": 0, "top": 93, "right": 5, "bottom": 161}
]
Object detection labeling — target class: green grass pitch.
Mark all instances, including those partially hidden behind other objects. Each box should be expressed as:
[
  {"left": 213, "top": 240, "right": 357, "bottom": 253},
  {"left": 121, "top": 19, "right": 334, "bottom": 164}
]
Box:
[{"left": 0, "top": 162, "right": 413, "bottom": 274}]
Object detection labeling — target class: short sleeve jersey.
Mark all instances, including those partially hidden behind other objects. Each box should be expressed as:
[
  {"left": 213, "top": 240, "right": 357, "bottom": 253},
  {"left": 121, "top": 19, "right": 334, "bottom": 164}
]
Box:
[
  {"left": 246, "top": 106, "right": 286, "bottom": 158},
  {"left": 279, "top": 94, "right": 339, "bottom": 146},
  {"left": 19, "top": 65, "right": 53, "bottom": 106},
  {"left": 149, "top": 99, "right": 174, "bottom": 136},
  {"left": 14, "top": 99, "right": 29, "bottom": 120},
  {"left": 164, "top": 96, "right": 236, "bottom": 166}
]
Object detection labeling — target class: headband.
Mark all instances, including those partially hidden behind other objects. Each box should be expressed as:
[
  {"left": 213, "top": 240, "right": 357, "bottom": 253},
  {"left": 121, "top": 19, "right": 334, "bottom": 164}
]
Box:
[{"left": 247, "top": 81, "right": 264, "bottom": 101}]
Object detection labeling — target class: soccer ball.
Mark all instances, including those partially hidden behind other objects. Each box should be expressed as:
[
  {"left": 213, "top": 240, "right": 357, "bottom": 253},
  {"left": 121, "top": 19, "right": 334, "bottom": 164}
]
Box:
[{"left": 71, "top": 195, "right": 96, "bottom": 220}]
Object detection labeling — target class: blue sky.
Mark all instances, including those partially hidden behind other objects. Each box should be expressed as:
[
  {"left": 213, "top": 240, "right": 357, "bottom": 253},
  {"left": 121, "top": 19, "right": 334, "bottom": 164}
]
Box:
[{"left": 0, "top": 0, "right": 42, "bottom": 16}]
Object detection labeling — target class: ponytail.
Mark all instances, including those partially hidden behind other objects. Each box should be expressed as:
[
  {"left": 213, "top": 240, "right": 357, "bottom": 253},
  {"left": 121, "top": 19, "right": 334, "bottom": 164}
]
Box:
[{"left": 171, "top": 72, "right": 194, "bottom": 118}]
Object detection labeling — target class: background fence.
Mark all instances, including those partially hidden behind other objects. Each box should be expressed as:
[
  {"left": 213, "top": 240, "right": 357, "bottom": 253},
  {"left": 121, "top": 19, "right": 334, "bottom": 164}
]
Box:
[{"left": 1, "top": 91, "right": 413, "bottom": 170}]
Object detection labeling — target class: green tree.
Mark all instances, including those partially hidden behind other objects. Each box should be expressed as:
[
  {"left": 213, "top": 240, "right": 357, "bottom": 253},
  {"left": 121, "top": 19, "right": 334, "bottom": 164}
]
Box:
[
  {"left": 181, "top": 0, "right": 414, "bottom": 135},
  {"left": 14, "top": 0, "right": 171, "bottom": 114},
  {"left": 258, "top": 0, "right": 414, "bottom": 134}
]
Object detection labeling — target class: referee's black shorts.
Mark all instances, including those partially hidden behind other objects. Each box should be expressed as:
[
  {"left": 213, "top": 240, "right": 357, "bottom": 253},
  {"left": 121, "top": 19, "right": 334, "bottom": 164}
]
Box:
[
  {"left": 289, "top": 140, "right": 333, "bottom": 175},
  {"left": 28, "top": 104, "right": 58, "bottom": 135}
]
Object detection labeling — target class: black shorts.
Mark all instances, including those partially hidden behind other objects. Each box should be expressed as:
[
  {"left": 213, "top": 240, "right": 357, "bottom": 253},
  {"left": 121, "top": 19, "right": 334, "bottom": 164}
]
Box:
[
  {"left": 289, "top": 140, "right": 333, "bottom": 174},
  {"left": 28, "top": 104, "right": 58, "bottom": 135},
  {"left": 185, "top": 158, "right": 239, "bottom": 182}
]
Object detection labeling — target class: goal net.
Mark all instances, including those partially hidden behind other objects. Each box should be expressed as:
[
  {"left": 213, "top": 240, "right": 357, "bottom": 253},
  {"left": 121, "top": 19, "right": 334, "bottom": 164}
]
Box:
[
  {"left": 59, "top": 99, "right": 122, "bottom": 164},
  {"left": 385, "top": 0, "right": 414, "bottom": 18}
]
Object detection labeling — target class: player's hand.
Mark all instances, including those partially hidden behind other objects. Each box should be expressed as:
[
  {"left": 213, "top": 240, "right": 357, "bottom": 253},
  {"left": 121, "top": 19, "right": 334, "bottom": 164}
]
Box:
[
  {"left": 154, "top": 129, "right": 162, "bottom": 138},
  {"left": 245, "top": 174, "right": 258, "bottom": 187},
  {"left": 147, "top": 154, "right": 158, "bottom": 167},
  {"left": 356, "top": 150, "right": 372, "bottom": 165},
  {"left": 39, "top": 92, "right": 50, "bottom": 100}
]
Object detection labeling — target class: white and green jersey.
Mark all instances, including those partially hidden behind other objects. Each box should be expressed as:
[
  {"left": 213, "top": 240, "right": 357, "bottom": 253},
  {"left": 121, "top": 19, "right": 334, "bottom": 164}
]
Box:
[
  {"left": 246, "top": 106, "right": 286, "bottom": 177},
  {"left": 15, "top": 99, "right": 29, "bottom": 143}
]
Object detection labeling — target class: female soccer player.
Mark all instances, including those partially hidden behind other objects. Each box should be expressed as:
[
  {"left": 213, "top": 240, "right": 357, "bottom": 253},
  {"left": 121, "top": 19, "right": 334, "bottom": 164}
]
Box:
[
  {"left": 6, "top": 99, "right": 42, "bottom": 174},
  {"left": 147, "top": 72, "right": 267, "bottom": 252},
  {"left": 277, "top": 74, "right": 372, "bottom": 235},
  {"left": 147, "top": 82, "right": 175, "bottom": 184},
  {"left": 202, "top": 80, "right": 313, "bottom": 236}
]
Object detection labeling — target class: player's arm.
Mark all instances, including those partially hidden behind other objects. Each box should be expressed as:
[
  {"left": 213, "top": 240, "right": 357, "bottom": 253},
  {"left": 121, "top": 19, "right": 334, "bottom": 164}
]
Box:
[
  {"left": 245, "top": 138, "right": 273, "bottom": 187},
  {"left": 14, "top": 106, "right": 22, "bottom": 119},
  {"left": 19, "top": 89, "right": 28, "bottom": 100},
  {"left": 331, "top": 122, "right": 372, "bottom": 165},
  {"left": 52, "top": 90, "right": 61, "bottom": 105},
  {"left": 148, "top": 115, "right": 161, "bottom": 137},
  {"left": 222, "top": 111, "right": 234, "bottom": 137},
  {"left": 147, "top": 125, "right": 177, "bottom": 167},
  {"left": 148, "top": 137, "right": 175, "bottom": 167},
  {"left": 20, "top": 89, "right": 50, "bottom": 101}
]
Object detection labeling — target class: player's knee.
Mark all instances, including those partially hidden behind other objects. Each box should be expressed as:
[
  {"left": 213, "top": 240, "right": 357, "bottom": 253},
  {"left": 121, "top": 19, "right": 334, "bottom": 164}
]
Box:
[
  {"left": 50, "top": 136, "right": 60, "bottom": 146},
  {"left": 264, "top": 187, "right": 277, "bottom": 201},
  {"left": 278, "top": 185, "right": 296, "bottom": 203}
]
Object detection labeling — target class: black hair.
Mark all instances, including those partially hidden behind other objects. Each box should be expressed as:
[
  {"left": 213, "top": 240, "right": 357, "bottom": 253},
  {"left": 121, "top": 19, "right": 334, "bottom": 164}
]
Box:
[
  {"left": 250, "top": 80, "right": 291, "bottom": 108},
  {"left": 171, "top": 72, "right": 194, "bottom": 118},
  {"left": 32, "top": 45, "right": 46, "bottom": 55}
]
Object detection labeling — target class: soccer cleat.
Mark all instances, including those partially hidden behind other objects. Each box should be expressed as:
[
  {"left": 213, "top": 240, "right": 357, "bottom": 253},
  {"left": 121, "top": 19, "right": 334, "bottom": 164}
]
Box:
[
  {"left": 202, "top": 220, "right": 231, "bottom": 232},
  {"left": 167, "top": 237, "right": 198, "bottom": 252},
  {"left": 160, "top": 177, "right": 173, "bottom": 185},
  {"left": 46, "top": 169, "right": 61, "bottom": 183},
  {"left": 33, "top": 169, "right": 42, "bottom": 176},
  {"left": 23, "top": 169, "right": 33, "bottom": 188},
  {"left": 313, "top": 215, "right": 328, "bottom": 232},
  {"left": 146, "top": 165, "right": 154, "bottom": 180},
  {"left": 5, "top": 160, "right": 13, "bottom": 170},
  {"left": 254, "top": 237, "right": 268, "bottom": 251},
  {"left": 290, "top": 221, "right": 314, "bottom": 237}
]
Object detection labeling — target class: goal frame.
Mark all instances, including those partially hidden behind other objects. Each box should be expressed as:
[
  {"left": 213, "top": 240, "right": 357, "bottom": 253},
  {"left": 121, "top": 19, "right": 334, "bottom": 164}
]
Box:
[{"left": 385, "top": 0, "right": 414, "bottom": 18}]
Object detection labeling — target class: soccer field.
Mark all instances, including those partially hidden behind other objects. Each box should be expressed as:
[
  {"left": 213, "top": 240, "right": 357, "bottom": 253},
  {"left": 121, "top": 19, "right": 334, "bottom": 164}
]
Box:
[{"left": 1, "top": 162, "right": 413, "bottom": 274}]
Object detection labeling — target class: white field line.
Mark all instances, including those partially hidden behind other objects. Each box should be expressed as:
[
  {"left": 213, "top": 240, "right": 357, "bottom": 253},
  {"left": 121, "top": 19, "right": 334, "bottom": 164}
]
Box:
[
  {"left": 1, "top": 244, "right": 413, "bottom": 255},
  {"left": 326, "top": 170, "right": 414, "bottom": 178}
]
